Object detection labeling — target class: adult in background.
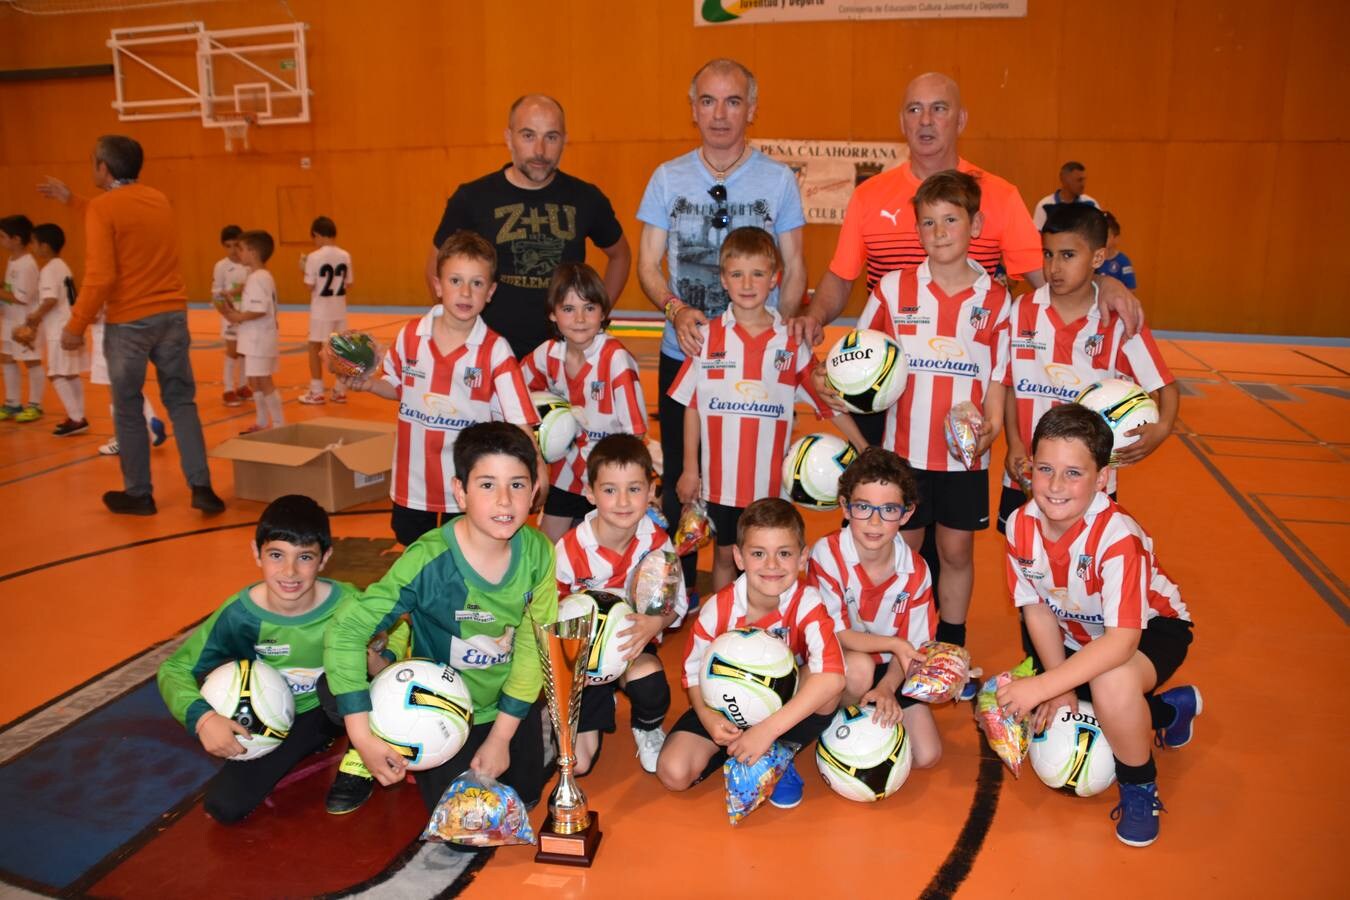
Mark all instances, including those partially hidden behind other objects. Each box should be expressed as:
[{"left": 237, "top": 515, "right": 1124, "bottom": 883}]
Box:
[
  {"left": 43, "top": 135, "right": 223, "bottom": 516},
  {"left": 636, "top": 58, "right": 807, "bottom": 599},
  {"left": 425, "top": 94, "right": 630, "bottom": 359},
  {"left": 1031, "top": 160, "right": 1099, "bottom": 230}
]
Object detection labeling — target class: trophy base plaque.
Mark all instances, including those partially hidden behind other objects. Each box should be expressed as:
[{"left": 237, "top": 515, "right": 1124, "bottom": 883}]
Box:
[{"left": 535, "top": 811, "right": 602, "bottom": 867}]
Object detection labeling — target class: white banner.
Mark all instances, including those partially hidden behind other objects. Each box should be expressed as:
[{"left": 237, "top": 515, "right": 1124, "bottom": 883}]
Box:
[
  {"left": 750, "top": 139, "right": 908, "bottom": 224},
  {"left": 696, "top": 0, "right": 1027, "bottom": 26}
]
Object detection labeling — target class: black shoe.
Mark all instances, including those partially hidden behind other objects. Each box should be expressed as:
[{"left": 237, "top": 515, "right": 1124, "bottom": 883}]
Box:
[
  {"left": 53, "top": 418, "right": 90, "bottom": 436},
  {"left": 103, "top": 490, "right": 157, "bottom": 515},
  {"left": 325, "top": 771, "right": 375, "bottom": 815},
  {"left": 191, "top": 485, "right": 226, "bottom": 515}
]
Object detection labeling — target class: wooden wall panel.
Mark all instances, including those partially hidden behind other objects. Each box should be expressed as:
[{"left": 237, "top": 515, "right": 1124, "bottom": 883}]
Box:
[
  {"left": 1280, "top": 1, "right": 1350, "bottom": 141},
  {"left": 1058, "top": 0, "right": 1175, "bottom": 141}
]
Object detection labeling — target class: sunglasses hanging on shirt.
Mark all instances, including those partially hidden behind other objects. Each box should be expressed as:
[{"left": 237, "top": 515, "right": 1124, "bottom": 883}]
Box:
[{"left": 707, "top": 182, "right": 730, "bottom": 230}]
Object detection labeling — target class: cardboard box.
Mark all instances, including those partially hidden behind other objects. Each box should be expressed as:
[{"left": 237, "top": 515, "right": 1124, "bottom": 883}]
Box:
[{"left": 210, "top": 417, "right": 395, "bottom": 512}]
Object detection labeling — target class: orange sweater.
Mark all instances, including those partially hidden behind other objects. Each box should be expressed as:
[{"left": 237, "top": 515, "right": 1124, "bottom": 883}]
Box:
[{"left": 66, "top": 183, "right": 187, "bottom": 335}]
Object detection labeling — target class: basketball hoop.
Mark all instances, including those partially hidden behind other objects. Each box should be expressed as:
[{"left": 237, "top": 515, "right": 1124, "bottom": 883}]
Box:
[{"left": 219, "top": 112, "right": 255, "bottom": 152}]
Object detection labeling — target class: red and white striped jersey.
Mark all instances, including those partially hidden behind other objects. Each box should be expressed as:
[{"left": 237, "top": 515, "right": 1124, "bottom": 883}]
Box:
[
  {"left": 668, "top": 308, "right": 833, "bottom": 509},
  {"left": 681, "top": 576, "right": 845, "bottom": 689},
  {"left": 858, "top": 260, "right": 1012, "bottom": 471},
  {"left": 808, "top": 528, "right": 936, "bottom": 663},
  {"left": 521, "top": 333, "right": 648, "bottom": 495},
  {"left": 1002, "top": 285, "right": 1174, "bottom": 492},
  {"left": 554, "top": 510, "right": 687, "bottom": 632},
  {"left": 1005, "top": 492, "right": 1190, "bottom": 652},
  {"left": 380, "top": 310, "right": 537, "bottom": 513}
]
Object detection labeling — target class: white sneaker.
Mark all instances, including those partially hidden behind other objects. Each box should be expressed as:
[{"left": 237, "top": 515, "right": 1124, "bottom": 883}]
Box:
[
  {"left": 98, "top": 437, "right": 119, "bottom": 456},
  {"left": 633, "top": 726, "right": 666, "bottom": 774},
  {"left": 298, "top": 391, "right": 326, "bottom": 405}
]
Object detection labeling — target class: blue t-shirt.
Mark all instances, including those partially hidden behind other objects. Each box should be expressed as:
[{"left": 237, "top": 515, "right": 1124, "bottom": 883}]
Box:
[
  {"left": 637, "top": 149, "right": 805, "bottom": 360},
  {"left": 1097, "top": 251, "right": 1136, "bottom": 290}
]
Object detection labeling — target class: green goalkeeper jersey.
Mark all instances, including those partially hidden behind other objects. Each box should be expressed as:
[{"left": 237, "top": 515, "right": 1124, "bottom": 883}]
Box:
[{"left": 325, "top": 520, "right": 558, "bottom": 725}]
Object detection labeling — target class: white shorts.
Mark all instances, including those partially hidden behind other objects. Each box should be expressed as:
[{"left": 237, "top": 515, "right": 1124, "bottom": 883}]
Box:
[
  {"left": 2, "top": 318, "right": 41, "bottom": 362},
  {"left": 244, "top": 354, "right": 278, "bottom": 377},
  {"left": 45, "top": 338, "right": 88, "bottom": 377},
  {"left": 89, "top": 323, "right": 109, "bottom": 385},
  {"left": 308, "top": 316, "right": 348, "bottom": 343}
]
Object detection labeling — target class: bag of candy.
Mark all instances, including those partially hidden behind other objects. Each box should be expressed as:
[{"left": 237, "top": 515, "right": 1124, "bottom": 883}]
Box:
[
  {"left": 975, "top": 657, "right": 1036, "bottom": 777},
  {"left": 627, "top": 549, "right": 684, "bottom": 617},
  {"left": 943, "top": 401, "right": 984, "bottom": 469},
  {"left": 673, "top": 498, "right": 715, "bottom": 557},
  {"left": 724, "top": 741, "right": 794, "bottom": 826},
  {"left": 422, "top": 770, "right": 536, "bottom": 847},
  {"left": 900, "top": 641, "right": 971, "bottom": 704},
  {"left": 326, "top": 330, "right": 381, "bottom": 380}
]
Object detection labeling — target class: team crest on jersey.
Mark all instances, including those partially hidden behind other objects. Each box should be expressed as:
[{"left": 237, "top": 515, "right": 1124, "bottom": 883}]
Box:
[
  {"left": 1084, "top": 333, "right": 1105, "bottom": 357},
  {"left": 462, "top": 366, "right": 483, "bottom": 389},
  {"left": 773, "top": 349, "right": 793, "bottom": 371},
  {"left": 589, "top": 380, "right": 605, "bottom": 401},
  {"left": 969, "top": 306, "right": 991, "bottom": 330},
  {"left": 1076, "top": 554, "right": 1094, "bottom": 580},
  {"left": 891, "top": 590, "right": 911, "bottom": 613}
]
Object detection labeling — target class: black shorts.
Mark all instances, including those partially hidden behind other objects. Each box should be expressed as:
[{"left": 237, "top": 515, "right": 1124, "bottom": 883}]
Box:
[
  {"left": 869, "top": 660, "right": 921, "bottom": 709},
  {"left": 670, "top": 706, "right": 833, "bottom": 756},
  {"left": 706, "top": 501, "right": 744, "bottom": 547},
  {"left": 1029, "top": 616, "right": 1194, "bottom": 702},
  {"left": 544, "top": 485, "right": 594, "bottom": 520},
  {"left": 577, "top": 644, "right": 662, "bottom": 734},
  {"left": 904, "top": 467, "right": 990, "bottom": 532},
  {"left": 999, "top": 487, "right": 1117, "bottom": 533},
  {"left": 391, "top": 503, "right": 451, "bottom": 547}
]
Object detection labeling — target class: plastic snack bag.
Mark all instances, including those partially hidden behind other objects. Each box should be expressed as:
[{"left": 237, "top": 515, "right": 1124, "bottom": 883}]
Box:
[
  {"left": 900, "top": 641, "right": 971, "bottom": 704},
  {"left": 943, "top": 401, "right": 984, "bottom": 469},
  {"left": 423, "top": 771, "right": 536, "bottom": 847},
  {"left": 326, "top": 330, "right": 381, "bottom": 380},
  {"left": 628, "top": 549, "right": 684, "bottom": 617},
  {"left": 673, "top": 499, "right": 715, "bottom": 557},
  {"left": 975, "top": 657, "right": 1036, "bottom": 777},
  {"left": 724, "top": 742, "right": 794, "bottom": 826}
]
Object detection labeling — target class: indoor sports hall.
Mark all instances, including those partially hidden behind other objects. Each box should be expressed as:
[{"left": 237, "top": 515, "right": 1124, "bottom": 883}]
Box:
[{"left": 0, "top": 2, "right": 1345, "bottom": 898}]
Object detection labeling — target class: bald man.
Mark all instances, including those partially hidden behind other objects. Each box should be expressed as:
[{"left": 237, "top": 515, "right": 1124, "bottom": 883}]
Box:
[{"left": 426, "top": 94, "right": 631, "bottom": 358}]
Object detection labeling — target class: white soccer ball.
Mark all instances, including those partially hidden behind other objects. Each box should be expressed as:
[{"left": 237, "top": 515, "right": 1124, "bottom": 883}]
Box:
[
  {"left": 700, "top": 628, "right": 798, "bottom": 729},
  {"left": 1074, "top": 378, "right": 1159, "bottom": 464},
  {"left": 824, "top": 329, "right": 908, "bottom": 414},
  {"left": 815, "top": 705, "right": 913, "bottom": 802},
  {"left": 581, "top": 591, "right": 635, "bottom": 686},
  {"left": 531, "top": 390, "right": 580, "bottom": 464},
  {"left": 782, "top": 433, "right": 859, "bottom": 511},
  {"left": 199, "top": 658, "right": 296, "bottom": 761},
  {"left": 1029, "top": 700, "right": 1117, "bottom": 797},
  {"left": 369, "top": 659, "right": 474, "bottom": 771}
]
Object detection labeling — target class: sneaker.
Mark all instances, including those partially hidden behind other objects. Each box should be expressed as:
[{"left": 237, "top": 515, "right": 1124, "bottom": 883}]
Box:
[
  {"left": 222, "top": 390, "right": 243, "bottom": 407},
  {"left": 191, "top": 484, "right": 226, "bottom": 515},
  {"left": 240, "top": 423, "right": 268, "bottom": 435},
  {"left": 633, "top": 726, "right": 666, "bottom": 774},
  {"left": 149, "top": 416, "right": 167, "bottom": 446},
  {"left": 14, "top": 404, "right": 42, "bottom": 423},
  {"left": 98, "top": 437, "right": 120, "bottom": 456},
  {"left": 103, "top": 490, "right": 157, "bottom": 516},
  {"left": 1110, "top": 781, "right": 1166, "bottom": 847},
  {"left": 1155, "top": 685, "right": 1203, "bottom": 749},
  {"left": 298, "top": 391, "right": 327, "bottom": 405},
  {"left": 326, "top": 749, "right": 375, "bottom": 815},
  {"left": 769, "top": 760, "right": 804, "bottom": 809},
  {"left": 330, "top": 390, "right": 347, "bottom": 404},
  {"left": 53, "top": 418, "right": 90, "bottom": 436},
  {"left": 0, "top": 404, "right": 21, "bottom": 421},
  {"left": 237, "top": 385, "right": 254, "bottom": 400},
  {"left": 958, "top": 665, "right": 984, "bottom": 702}
]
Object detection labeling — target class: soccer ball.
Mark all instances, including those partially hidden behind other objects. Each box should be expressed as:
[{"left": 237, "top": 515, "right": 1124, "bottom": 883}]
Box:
[
  {"left": 580, "top": 590, "right": 635, "bottom": 686},
  {"left": 369, "top": 659, "right": 474, "bottom": 771},
  {"left": 199, "top": 658, "right": 296, "bottom": 761},
  {"left": 531, "top": 390, "right": 580, "bottom": 463},
  {"left": 1029, "top": 700, "right": 1117, "bottom": 797},
  {"left": 1074, "top": 378, "right": 1159, "bottom": 464},
  {"left": 824, "top": 329, "right": 908, "bottom": 414},
  {"left": 815, "top": 705, "right": 912, "bottom": 802},
  {"left": 700, "top": 628, "right": 798, "bottom": 729},
  {"left": 782, "top": 433, "right": 858, "bottom": 510}
]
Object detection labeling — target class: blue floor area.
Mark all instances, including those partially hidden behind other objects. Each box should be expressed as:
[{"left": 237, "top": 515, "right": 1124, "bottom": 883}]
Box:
[{"left": 0, "top": 681, "right": 218, "bottom": 891}]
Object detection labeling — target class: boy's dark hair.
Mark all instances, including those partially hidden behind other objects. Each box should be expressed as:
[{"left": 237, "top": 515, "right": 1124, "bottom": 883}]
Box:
[
  {"left": 1060, "top": 160, "right": 1086, "bottom": 176},
  {"left": 719, "top": 225, "right": 782, "bottom": 272},
  {"left": 310, "top": 216, "right": 337, "bottom": 238},
  {"left": 32, "top": 223, "right": 65, "bottom": 255},
  {"left": 0, "top": 215, "right": 34, "bottom": 245},
  {"left": 454, "top": 421, "right": 538, "bottom": 485},
  {"left": 95, "top": 135, "right": 144, "bottom": 180},
  {"left": 547, "top": 261, "right": 612, "bottom": 323},
  {"left": 220, "top": 224, "right": 243, "bottom": 243},
  {"left": 736, "top": 497, "right": 806, "bottom": 549},
  {"left": 836, "top": 447, "right": 918, "bottom": 509},
  {"left": 1032, "top": 403, "right": 1113, "bottom": 470},
  {"left": 1042, "top": 203, "right": 1108, "bottom": 250},
  {"left": 255, "top": 494, "right": 332, "bottom": 554},
  {"left": 585, "top": 434, "right": 652, "bottom": 486},
  {"left": 912, "top": 169, "right": 981, "bottom": 219},
  {"left": 437, "top": 229, "right": 497, "bottom": 279},
  {"left": 1103, "top": 210, "right": 1121, "bottom": 237},
  {"left": 239, "top": 230, "right": 275, "bottom": 263}
]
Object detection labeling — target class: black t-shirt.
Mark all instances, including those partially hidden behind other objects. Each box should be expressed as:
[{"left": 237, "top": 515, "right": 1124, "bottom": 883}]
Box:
[{"left": 432, "top": 166, "right": 624, "bottom": 359}]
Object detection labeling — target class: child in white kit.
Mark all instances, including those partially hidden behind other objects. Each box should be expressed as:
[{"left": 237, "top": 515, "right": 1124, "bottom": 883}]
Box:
[
  {"left": 221, "top": 230, "right": 284, "bottom": 433},
  {"left": 212, "top": 224, "right": 250, "bottom": 407},
  {"left": 299, "top": 216, "right": 352, "bottom": 405}
]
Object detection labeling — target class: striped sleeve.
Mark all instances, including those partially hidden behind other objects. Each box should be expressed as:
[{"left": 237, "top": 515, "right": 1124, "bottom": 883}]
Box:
[
  {"left": 1114, "top": 324, "right": 1174, "bottom": 394},
  {"left": 797, "top": 593, "right": 845, "bottom": 676},
  {"left": 988, "top": 289, "right": 1013, "bottom": 386},
  {"left": 1005, "top": 510, "right": 1043, "bottom": 609},
  {"left": 667, "top": 354, "right": 698, "bottom": 406},
  {"left": 681, "top": 595, "right": 725, "bottom": 688},
  {"left": 521, "top": 342, "right": 551, "bottom": 393},
  {"left": 794, "top": 348, "right": 834, "bottom": 418},
  {"left": 380, "top": 322, "right": 407, "bottom": 392},
  {"left": 489, "top": 342, "right": 539, "bottom": 426},
  {"left": 1098, "top": 533, "right": 1149, "bottom": 630},
  {"left": 857, "top": 286, "right": 889, "bottom": 334},
  {"left": 806, "top": 537, "right": 849, "bottom": 630},
  {"left": 609, "top": 345, "right": 648, "bottom": 435}
]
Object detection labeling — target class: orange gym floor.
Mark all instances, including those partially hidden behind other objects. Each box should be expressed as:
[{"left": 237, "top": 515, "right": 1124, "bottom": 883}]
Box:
[{"left": 0, "top": 309, "right": 1345, "bottom": 899}]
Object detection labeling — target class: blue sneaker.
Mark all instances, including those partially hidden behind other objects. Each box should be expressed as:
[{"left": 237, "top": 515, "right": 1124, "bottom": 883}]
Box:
[
  {"left": 769, "top": 760, "right": 804, "bottom": 809},
  {"left": 1110, "top": 781, "right": 1166, "bottom": 847},
  {"left": 149, "top": 416, "right": 168, "bottom": 447},
  {"left": 1155, "top": 685, "right": 1202, "bottom": 749}
]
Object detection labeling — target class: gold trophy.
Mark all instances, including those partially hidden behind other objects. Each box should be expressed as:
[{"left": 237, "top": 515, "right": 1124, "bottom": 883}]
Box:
[{"left": 532, "top": 595, "right": 603, "bottom": 866}]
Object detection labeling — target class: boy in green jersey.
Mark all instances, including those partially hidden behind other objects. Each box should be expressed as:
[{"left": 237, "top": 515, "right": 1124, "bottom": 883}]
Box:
[{"left": 323, "top": 421, "right": 559, "bottom": 813}]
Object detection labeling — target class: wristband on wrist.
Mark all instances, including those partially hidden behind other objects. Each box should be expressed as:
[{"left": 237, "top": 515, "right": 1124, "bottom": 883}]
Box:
[{"left": 663, "top": 297, "right": 684, "bottom": 322}]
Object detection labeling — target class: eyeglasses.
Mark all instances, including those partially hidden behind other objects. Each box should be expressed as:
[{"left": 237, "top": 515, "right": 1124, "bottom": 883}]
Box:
[
  {"left": 845, "top": 501, "right": 909, "bottom": 522},
  {"left": 707, "top": 183, "right": 730, "bottom": 230}
]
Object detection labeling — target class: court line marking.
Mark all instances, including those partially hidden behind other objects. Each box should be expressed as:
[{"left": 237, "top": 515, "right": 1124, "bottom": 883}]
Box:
[
  {"left": 1249, "top": 494, "right": 1350, "bottom": 602},
  {"left": 919, "top": 721, "right": 1004, "bottom": 900},
  {"left": 1294, "top": 350, "right": 1350, "bottom": 377}
]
